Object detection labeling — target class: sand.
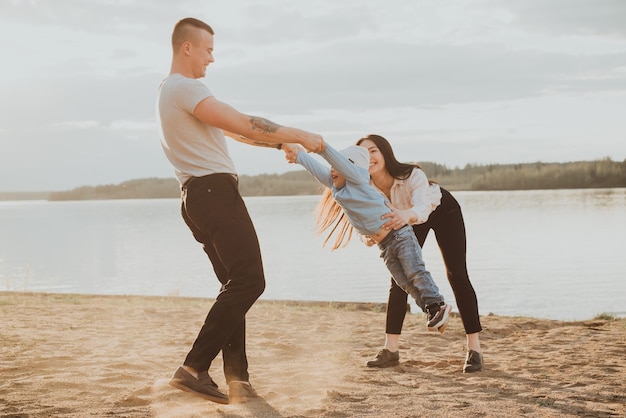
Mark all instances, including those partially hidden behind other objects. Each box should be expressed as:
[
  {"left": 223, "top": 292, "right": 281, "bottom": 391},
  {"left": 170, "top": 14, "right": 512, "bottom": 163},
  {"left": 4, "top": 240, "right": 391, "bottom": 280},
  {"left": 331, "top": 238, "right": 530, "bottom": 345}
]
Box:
[{"left": 0, "top": 292, "right": 624, "bottom": 417}]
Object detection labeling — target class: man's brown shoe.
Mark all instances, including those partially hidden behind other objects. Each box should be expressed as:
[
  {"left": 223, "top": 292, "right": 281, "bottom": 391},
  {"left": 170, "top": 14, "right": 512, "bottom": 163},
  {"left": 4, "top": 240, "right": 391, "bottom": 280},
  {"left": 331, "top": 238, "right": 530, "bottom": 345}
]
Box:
[
  {"left": 197, "top": 370, "right": 219, "bottom": 388},
  {"left": 366, "top": 349, "right": 400, "bottom": 368},
  {"left": 228, "top": 381, "right": 258, "bottom": 404},
  {"left": 169, "top": 367, "right": 229, "bottom": 404}
]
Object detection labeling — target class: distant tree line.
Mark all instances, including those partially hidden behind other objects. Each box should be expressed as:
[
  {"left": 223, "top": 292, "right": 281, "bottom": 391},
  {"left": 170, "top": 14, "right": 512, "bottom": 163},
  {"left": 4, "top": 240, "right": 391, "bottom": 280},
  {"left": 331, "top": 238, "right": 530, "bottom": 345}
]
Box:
[
  {"left": 47, "top": 178, "right": 178, "bottom": 201},
  {"left": 418, "top": 158, "right": 626, "bottom": 191},
  {"left": 0, "top": 191, "right": 50, "bottom": 201},
  {"left": 46, "top": 171, "right": 323, "bottom": 201},
  {"left": 26, "top": 157, "right": 626, "bottom": 201}
]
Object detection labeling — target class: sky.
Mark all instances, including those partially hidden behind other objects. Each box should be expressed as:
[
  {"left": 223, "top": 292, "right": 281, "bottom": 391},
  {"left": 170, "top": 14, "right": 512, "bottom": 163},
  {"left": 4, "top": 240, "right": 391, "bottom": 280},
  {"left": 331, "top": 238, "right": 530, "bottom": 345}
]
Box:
[{"left": 1, "top": 0, "right": 625, "bottom": 192}]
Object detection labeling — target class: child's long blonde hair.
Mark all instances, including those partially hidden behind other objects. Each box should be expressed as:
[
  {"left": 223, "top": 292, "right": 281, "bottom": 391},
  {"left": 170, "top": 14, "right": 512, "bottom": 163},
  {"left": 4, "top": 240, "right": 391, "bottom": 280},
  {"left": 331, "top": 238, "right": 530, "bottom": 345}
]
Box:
[{"left": 314, "top": 189, "right": 355, "bottom": 250}]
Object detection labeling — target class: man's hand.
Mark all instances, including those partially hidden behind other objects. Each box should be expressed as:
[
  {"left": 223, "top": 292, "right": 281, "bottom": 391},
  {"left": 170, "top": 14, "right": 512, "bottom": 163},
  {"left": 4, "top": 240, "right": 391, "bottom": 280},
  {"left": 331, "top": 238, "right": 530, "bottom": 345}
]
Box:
[{"left": 300, "top": 133, "right": 325, "bottom": 153}]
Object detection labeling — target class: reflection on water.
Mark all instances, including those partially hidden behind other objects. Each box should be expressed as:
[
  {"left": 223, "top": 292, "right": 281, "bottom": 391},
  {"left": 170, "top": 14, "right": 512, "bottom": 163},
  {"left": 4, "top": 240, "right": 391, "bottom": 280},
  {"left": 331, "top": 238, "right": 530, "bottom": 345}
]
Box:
[{"left": 1, "top": 188, "right": 624, "bottom": 321}]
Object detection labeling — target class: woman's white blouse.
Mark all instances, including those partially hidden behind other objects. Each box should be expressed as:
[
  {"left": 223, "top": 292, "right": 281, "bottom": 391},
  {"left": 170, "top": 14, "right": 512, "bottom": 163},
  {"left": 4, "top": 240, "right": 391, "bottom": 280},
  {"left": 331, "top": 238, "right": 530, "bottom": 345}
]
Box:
[{"left": 373, "top": 168, "right": 442, "bottom": 225}]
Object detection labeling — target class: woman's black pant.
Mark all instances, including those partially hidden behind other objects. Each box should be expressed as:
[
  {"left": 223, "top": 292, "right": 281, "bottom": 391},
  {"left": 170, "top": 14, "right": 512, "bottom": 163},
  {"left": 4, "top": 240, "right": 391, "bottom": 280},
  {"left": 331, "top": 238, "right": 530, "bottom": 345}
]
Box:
[
  {"left": 385, "top": 188, "right": 482, "bottom": 335},
  {"left": 180, "top": 173, "right": 265, "bottom": 383}
]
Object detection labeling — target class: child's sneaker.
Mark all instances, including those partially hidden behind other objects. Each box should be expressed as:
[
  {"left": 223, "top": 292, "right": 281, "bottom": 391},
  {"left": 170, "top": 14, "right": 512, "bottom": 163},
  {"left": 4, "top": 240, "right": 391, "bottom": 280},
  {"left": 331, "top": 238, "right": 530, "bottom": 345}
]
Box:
[{"left": 426, "top": 302, "right": 451, "bottom": 332}]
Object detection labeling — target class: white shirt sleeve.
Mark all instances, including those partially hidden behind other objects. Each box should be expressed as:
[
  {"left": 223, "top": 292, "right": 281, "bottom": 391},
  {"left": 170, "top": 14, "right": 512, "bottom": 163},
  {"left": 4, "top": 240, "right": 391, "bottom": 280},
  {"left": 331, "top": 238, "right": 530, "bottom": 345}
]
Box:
[{"left": 392, "top": 168, "right": 442, "bottom": 225}]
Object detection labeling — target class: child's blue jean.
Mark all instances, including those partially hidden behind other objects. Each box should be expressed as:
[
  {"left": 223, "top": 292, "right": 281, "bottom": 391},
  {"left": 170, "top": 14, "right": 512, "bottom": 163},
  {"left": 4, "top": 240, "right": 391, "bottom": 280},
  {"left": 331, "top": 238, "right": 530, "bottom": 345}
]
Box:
[{"left": 378, "top": 225, "right": 444, "bottom": 311}]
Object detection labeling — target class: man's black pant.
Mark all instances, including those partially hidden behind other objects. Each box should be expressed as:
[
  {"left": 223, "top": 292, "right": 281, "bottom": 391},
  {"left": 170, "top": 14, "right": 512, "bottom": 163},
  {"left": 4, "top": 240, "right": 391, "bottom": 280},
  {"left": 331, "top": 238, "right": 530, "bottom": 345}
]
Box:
[{"left": 180, "top": 173, "right": 265, "bottom": 383}]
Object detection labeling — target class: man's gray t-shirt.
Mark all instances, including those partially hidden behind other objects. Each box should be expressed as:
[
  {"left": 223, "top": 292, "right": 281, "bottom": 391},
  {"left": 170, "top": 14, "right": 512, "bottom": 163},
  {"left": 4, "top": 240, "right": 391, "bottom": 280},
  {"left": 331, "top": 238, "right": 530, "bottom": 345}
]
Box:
[{"left": 157, "top": 74, "right": 236, "bottom": 186}]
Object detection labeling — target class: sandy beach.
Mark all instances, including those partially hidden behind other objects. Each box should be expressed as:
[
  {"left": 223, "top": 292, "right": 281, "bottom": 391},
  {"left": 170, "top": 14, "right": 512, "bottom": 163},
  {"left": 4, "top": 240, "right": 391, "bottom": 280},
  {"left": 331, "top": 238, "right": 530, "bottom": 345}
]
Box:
[{"left": 0, "top": 292, "right": 624, "bottom": 417}]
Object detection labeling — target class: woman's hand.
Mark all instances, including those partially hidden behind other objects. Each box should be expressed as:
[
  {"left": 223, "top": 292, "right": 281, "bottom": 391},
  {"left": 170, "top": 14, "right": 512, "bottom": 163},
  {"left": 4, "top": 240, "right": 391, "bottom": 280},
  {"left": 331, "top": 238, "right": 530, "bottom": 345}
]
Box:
[{"left": 381, "top": 205, "right": 413, "bottom": 230}]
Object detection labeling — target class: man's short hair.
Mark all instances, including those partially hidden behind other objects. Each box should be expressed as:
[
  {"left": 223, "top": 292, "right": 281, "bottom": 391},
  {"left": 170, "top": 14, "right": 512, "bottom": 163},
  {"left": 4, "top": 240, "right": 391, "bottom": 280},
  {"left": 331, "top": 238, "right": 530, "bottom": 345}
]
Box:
[{"left": 172, "top": 17, "right": 214, "bottom": 51}]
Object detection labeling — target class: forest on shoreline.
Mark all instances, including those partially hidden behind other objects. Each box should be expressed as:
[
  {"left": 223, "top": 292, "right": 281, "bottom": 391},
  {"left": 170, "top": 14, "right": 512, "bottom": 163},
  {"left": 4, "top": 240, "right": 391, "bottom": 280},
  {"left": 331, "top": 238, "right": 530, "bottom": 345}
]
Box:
[{"left": 2, "top": 158, "right": 625, "bottom": 201}]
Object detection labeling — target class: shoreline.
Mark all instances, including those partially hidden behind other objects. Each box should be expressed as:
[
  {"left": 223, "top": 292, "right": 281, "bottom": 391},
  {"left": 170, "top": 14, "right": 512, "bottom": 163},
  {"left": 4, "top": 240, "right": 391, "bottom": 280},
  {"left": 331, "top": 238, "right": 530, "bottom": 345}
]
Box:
[
  {"left": 1, "top": 292, "right": 624, "bottom": 417},
  {"left": 1, "top": 290, "right": 622, "bottom": 322}
]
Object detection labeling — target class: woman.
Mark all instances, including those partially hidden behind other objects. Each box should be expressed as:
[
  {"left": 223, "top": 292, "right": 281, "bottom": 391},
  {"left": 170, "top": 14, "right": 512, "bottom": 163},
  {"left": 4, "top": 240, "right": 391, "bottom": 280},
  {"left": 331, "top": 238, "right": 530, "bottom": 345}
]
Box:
[{"left": 356, "top": 134, "right": 483, "bottom": 373}]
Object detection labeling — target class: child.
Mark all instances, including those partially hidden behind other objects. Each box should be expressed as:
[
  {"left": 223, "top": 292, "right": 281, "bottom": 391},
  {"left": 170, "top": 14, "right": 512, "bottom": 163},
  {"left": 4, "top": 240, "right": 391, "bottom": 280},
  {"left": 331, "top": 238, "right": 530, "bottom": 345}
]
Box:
[{"left": 282, "top": 143, "right": 451, "bottom": 332}]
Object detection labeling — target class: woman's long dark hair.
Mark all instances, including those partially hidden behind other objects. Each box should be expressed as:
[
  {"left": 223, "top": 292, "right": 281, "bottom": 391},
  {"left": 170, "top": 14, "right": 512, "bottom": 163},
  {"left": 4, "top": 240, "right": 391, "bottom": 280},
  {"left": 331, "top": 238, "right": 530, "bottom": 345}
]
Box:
[{"left": 356, "top": 134, "right": 419, "bottom": 180}]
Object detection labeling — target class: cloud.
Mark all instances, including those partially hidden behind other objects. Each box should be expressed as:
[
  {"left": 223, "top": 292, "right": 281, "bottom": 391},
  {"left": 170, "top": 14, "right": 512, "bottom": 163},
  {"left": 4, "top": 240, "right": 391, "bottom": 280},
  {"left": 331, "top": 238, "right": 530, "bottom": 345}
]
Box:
[
  {"left": 505, "top": 0, "right": 626, "bottom": 38},
  {"left": 0, "top": 0, "right": 625, "bottom": 191},
  {"left": 0, "top": 71, "right": 163, "bottom": 129},
  {"left": 209, "top": 40, "right": 626, "bottom": 112}
]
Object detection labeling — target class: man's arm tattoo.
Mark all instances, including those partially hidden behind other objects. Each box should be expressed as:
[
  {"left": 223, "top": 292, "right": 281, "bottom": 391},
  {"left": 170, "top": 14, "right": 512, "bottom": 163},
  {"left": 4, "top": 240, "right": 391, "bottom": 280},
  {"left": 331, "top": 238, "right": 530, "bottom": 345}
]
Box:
[{"left": 249, "top": 117, "right": 281, "bottom": 134}]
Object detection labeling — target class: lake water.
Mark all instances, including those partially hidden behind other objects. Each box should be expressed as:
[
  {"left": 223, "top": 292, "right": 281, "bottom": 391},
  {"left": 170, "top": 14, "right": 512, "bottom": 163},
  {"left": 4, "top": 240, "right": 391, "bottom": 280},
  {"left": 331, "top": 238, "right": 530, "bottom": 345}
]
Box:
[{"left": 1, "top": 189, "right": 624, "bottom": 321}]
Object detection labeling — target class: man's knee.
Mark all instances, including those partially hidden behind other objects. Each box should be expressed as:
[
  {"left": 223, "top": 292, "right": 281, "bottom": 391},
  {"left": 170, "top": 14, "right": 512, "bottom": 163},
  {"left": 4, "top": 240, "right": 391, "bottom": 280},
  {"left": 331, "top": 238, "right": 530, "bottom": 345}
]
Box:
[
  {"left": 231, "top": 273, "right": 264, "bottom": 302},
  {"left": 250, "top": 276, "right": 265, "bottom": 299}
]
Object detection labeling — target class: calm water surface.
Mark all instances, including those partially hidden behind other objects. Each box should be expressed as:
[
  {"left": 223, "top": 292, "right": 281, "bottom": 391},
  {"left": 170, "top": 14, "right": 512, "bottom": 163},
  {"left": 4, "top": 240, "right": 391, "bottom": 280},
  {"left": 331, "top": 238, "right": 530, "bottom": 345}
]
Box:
[{"left": 1, "top": 189, "right": 624, "bottom": 321}]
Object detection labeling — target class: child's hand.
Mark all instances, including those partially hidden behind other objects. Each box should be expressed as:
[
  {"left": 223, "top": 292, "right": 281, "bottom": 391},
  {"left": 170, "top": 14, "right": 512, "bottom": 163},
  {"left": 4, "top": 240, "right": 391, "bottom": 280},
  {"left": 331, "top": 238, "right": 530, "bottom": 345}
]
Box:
[{"left": 282, "top": 143, "right": 303, "bottom": 163}]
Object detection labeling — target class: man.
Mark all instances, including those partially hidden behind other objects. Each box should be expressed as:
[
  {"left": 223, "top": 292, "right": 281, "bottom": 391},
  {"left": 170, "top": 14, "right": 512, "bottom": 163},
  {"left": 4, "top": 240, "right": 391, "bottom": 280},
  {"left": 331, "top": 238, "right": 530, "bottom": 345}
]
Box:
[{"left": 156, "top": 17, "right": 325, "bottom": 404}]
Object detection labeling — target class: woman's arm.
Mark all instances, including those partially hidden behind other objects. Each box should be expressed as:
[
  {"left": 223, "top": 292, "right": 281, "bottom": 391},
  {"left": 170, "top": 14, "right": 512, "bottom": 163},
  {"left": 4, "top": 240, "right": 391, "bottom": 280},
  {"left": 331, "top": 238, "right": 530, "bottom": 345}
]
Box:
[
  {"left": 405, "top": 168, "right": 437, "bottom": 224},
  {"left": 380, "top": 169, "right": 433, "bottom": 229}
]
